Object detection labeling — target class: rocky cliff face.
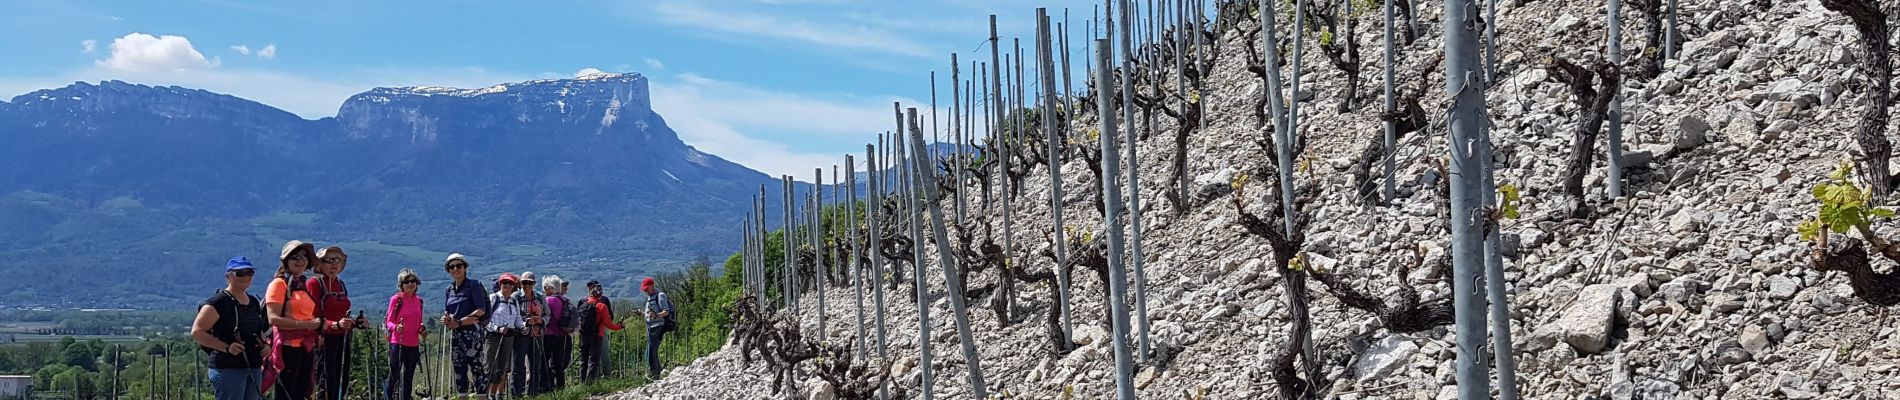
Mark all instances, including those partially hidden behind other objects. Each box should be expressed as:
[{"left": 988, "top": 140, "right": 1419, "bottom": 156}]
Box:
[{"left": 619, "top": 0, "right": 1900, "bottom": 399}]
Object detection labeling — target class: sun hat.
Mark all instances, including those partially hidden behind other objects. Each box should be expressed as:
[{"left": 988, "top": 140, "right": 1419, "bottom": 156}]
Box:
[
  {"left": 279, "top": 240, "right": 315, "bottom": 261},
  {"left": 497, "top": 272, "right": 518, "bottom": 284},
  {"left": 316, "top": 246, "right": 346, "bottom": 260}
]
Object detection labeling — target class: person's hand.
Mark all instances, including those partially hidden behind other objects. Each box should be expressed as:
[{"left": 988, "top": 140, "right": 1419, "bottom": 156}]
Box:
[
  {"left": 439, "top": 315, "right": 454, "bottom": 327},
  {"left": 396, "top": 323, "right": 405, "bottom": 333},
  {"left": 225, "top": 342, "right": 245, "bottom": 355},
  {"left": 337, "top": 319, "right": 356, "bottom": 330}
]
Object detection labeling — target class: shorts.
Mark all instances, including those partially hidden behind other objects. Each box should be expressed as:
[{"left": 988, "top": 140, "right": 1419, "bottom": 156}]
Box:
[{"left": 482, "top": 332, "right": 514, "bottom": 383}]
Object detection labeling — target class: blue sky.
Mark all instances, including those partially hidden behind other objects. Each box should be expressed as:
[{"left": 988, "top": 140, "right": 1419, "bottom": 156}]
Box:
[{"left": 0, "top": 0, "right": 1120, "bottom": 179}]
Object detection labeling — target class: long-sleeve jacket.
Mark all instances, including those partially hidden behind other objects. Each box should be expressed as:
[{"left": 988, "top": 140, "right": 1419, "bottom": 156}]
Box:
[
  {"left": 589, "top": 294, "right": 622, "bottom": 336},
  {"left": 383, "top": 293, "right": 423, "bottom": 346},
  {"left": 486, "top": 292, "right": 526, "bottom": 335}
]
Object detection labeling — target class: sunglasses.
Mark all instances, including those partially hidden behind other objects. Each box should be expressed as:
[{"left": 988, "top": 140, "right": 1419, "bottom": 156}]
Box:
[
  {"left": 288, "top": 254, "right": 307, "bottom": 261},
  {"left": 446, "top": 263, "right": 468, "bottom": 270},
  {"left": 402, "top": 279, "right": 420, "bottom": 285},
  {"left": 231, "top": 269, "right": 255, "bottom": 277},
  {"left": 320, "top": 257, "right": 344, "bottom": 264},
  {"left": 501, "top": 281, "right": 518, "bottom": 286}
]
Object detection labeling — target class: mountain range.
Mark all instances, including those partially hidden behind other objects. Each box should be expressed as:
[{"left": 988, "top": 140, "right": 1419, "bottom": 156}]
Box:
[{"left": 0, "top": 73, "right": 806, "bottom": 308}]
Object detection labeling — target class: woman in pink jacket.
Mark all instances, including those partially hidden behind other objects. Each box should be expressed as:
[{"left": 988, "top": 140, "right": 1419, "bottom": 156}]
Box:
[{"left": 383, "top": 269, "right": 426, "bottom": 400}]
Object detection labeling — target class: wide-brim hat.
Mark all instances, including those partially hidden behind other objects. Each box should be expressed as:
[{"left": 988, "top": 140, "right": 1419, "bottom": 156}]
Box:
[
  {"left": 316, "top": 245, "right": 346, "bottom": 260},
  {"left": 444, "top": 253, "right": 468, "bottom": 267},
  {"left": 279, "top": 240, "right": 315, "bottom": 262}
]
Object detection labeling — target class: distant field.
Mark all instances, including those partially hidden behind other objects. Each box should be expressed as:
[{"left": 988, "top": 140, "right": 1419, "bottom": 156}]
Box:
[
  {"left": 5, "top": 334, "right": 144, "bottom": 345},
  {"left": 0, "top": 321, "right": 57, "bottom": 333}
]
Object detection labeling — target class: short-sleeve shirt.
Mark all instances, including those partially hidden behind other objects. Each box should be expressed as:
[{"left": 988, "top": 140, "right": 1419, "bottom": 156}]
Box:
[
  {"left": 202, "top": 290, "right": 268, "bottom": 369},
  {"left": 264, "top": 276, "right": 318, "bottom": 347},
  {"left": 444, "top": 278, "right": 490, "bottom": 330}
]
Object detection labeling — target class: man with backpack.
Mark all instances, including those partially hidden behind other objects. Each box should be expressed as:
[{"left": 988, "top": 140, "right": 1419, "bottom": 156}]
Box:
[
  {"left": 575, "top": 280, "right": 621, "bottom": 381},
  {"left": 640, "top": 277, "right": 676, "bottom": 380}
]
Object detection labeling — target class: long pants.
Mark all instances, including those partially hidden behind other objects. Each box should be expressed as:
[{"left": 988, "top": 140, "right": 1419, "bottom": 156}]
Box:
[
  {"left": 577, "top": 334, "right": 603, "bottom": 381},
  {"left": 645, "top": 328, "right": 666, "bottom": 378},
  {"left": 315, "top": 333, "right": 350, "bottom": 400},
  {"left": 384, "top": 344, "right": 419, "bottom": 400},
  {"left": 272, "top": 346, "right": 314, "bottom": 400},
  {"left": 449, "top": 327, "right": 485, "bottom": 395},
  {"left": 509, "top": 335, "right": 536, "bottom": 396},
  {"left": 209, "top": 368, "right": 263, "bottom": 400},
  {"left": 542, "top": 334, "right": 571, "bottom": 390}
]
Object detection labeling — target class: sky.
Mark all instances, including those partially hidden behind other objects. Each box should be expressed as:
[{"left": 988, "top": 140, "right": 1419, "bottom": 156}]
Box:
[{"left": 0, "top": 0, "right": 1132, "bottom": 180}]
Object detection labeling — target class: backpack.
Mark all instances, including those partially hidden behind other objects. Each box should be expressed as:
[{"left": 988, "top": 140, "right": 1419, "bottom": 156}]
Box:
[
  {"left": 576, "top": 297, "right": 600, "bottom": 336},
  {"left": 647, "top": 293, "right": 677, "bottom": 333},
  {"left": 550, "top": 296, "right": 575, "bottom": 334}
]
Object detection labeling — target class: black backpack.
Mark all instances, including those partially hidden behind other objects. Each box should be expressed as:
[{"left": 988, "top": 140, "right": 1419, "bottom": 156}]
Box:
[{"left": 576, "top": 297, "right": 600, "bottom": 336}]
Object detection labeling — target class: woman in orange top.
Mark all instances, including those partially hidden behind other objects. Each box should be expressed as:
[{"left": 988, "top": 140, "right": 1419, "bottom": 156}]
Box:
[{"left": 265, "top": 240, "right": 350, "bottom": 400}]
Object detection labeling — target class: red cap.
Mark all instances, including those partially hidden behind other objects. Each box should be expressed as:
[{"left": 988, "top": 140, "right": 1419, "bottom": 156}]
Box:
[
  {"left": 497, "top": 273, "right": 518, "bottom": 283},
  {"left": 641, "top": 277, "right": 655, "bottom": 291}
]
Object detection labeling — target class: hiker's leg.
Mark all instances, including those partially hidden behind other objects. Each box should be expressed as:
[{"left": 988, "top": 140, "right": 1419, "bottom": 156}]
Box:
[
  {"left": 645, "top": 329, "right": 664, "bottom": 378},
  {"left": 451, "top": 328, "right": 481, "bottom": 395},
  {"left": 275, "top": 346, "right": 314, "bottom": 400},
  {"left": 549, "top": 335, "right": 570, "bottom": 388},
  {"left": 243, "top": 368, "right": 264, "bottom": 400},
  {"left": 509, "top": 335, "right": 529, "bottom": 396},
  {"left": 211, "top": 368, "right": 246, "bottom": 400},
  {"left": 317, "top": 334, "right": 345, "bottom": 400},
  {"left": 576, "top": 335, "right": 597, "bottom": 381}
]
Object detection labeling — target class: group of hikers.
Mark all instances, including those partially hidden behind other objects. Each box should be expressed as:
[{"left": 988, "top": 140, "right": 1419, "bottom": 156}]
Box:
[{"left": 187, "top": 240, "right": 678, "bottom": 400}]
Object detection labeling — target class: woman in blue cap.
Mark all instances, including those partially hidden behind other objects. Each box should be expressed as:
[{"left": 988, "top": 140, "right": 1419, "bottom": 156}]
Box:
[{"left": 190, "top": 256, "right": 271, "bottom": 400}]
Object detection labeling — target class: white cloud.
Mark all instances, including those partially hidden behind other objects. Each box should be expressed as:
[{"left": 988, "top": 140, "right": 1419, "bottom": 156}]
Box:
[
  {"left": 574, "top": 67, "right": 607, "bottom": 78},
  {"left": 643, "top": 58, "right": 665, "bottom": 71},
  {"left": 95, "top": 33, "right": 219, "bottom": 72},
  {"left": 649, "top": 2, "right": 933, "bottom": 58},
  {"left": 649, "top": 72, "right": 953, "bottom": 180},
  {"left": 256, "top": 44, "right": 276, "bottom": 59},
  {"left": 80, "top": 40, "right": 96, "bottom": 53},
  {"left": 229, "top": 45, "right": 251, "bottom": 55}
]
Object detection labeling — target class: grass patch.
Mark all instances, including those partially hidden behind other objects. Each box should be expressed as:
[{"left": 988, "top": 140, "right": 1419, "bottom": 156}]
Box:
[
  {"left": 248, "top": 212, "right": 316, "bottom": 228},
  {"left": 502, "top": 244, "right": 549, "bottom": 257},
  {"left": 523, "top": 376, "right": 656, "bottom": 400},
  {"left": 340, "top": 240, "right": 444, "bottom": 265},
  {"left": 98, "top": 196, "right": 143, "bottom": 210}
]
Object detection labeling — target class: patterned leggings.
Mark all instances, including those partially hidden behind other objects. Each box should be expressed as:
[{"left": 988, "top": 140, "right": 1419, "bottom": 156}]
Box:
[{"left": 450, "top": 328, "right": 485, "bottom": 395}]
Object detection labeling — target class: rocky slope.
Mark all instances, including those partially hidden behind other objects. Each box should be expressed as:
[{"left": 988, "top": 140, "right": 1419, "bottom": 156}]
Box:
[{"left": 616, "top": 0, "right": 1900, "bottom": 398}]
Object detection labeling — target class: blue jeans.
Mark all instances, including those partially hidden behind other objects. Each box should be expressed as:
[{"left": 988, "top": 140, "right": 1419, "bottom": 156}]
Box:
[
  {"left": 645, "top": 328, "right": 665, "bottom": 378},
  {"left": 209, "top": 368, "right": 263, "bottom": 400}
]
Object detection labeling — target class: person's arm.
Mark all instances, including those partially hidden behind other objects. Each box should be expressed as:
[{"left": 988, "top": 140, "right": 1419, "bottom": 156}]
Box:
[
  {"left": 659, "top": 295, "right": 673, "bottom": 319},
  {"left": 597, "top": 302, "right": 623, "bottom": 331},
  {"left": 385, "top": 295, "right": 401, "bottom": 332},
  {"left": 190, "top": 305, "right": 238, "bottom": 354},
  {"left": 460, "top": 285, "right": 489, "bottom": 326}
]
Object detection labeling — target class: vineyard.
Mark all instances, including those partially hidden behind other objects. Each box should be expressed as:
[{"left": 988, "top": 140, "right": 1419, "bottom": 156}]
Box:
[{"left": 619, "top": 0, "right": 1900, "bottom": 399}]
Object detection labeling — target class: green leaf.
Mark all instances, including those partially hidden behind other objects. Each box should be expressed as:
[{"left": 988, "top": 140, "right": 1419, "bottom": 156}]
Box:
[
  {"left": 1498, "top": 183, "right": 1522, "bottom": 220},
  {"left": 1873, "top": 208, "right": 1896, "bottom": 219},
  {"left": 1798, "top": 219, "right": 1822, "bottom": 241}
]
